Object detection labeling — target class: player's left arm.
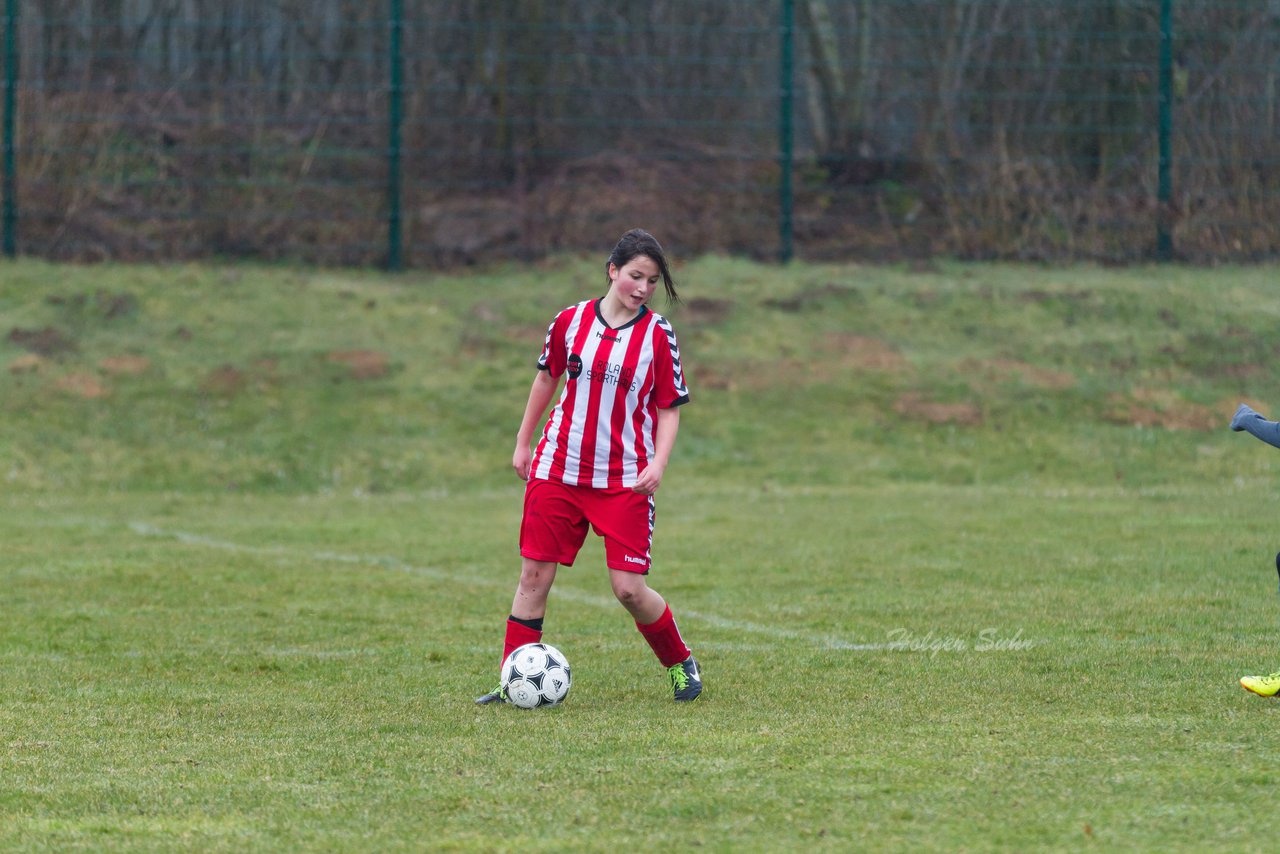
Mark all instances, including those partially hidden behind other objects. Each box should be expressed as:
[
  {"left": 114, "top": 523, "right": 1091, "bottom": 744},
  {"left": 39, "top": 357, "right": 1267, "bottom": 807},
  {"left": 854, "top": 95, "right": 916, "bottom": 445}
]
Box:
[
  {"left": 632, "top": 406, "right": 680, "bottom": 496},
  {"left": 1231, "top": 403, "right": 1280, "bottom": 449}
]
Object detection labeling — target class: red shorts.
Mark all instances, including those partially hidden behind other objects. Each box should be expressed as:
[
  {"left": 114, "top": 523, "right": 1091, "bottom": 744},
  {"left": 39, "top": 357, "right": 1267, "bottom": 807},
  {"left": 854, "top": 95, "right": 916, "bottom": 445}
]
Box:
[{"left": 520, "top": 478, "right": 655, "bottom": 573}]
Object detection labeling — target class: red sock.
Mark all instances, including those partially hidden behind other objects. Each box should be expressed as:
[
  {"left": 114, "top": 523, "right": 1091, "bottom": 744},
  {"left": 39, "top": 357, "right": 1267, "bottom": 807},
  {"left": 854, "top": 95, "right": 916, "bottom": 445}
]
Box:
[
  {"left": 502, "top": 616, "right": 543, "bottom": 668},
  {"left": 636, "top": 604, "right": 691, "bottom": 668}
]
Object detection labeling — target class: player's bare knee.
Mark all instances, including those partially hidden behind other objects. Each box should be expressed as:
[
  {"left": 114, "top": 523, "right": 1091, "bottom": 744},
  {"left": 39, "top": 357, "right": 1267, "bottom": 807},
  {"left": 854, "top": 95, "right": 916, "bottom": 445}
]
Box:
[
  {"left": 518, "top": 572, "right": 548, "bottom": 596},
  {"left": 519, "top": 561, "right": 553, "bottom": 587},
  {"left": 611, "top": 577, "right": 648, "bottom": 607}
]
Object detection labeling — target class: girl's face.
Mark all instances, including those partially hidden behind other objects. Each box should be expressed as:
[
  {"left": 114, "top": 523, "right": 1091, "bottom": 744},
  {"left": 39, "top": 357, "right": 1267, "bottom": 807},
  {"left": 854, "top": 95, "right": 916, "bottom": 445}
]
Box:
[{"left": 607, "top": 255, "right": 661, "bottom": 312}]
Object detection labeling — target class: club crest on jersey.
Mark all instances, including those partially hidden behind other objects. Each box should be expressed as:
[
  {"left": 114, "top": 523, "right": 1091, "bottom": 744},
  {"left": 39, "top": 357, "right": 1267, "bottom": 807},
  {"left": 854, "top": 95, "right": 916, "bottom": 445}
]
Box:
[{"left": 567, "top": 353, "right": 583, "bottom": 379}]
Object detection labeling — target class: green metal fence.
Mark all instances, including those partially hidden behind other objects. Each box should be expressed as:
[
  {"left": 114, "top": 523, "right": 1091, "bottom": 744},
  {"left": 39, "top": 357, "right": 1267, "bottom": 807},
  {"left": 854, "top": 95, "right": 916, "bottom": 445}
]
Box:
[{"left": 2, "top": 1, "right": 1279, "bottom": 267}]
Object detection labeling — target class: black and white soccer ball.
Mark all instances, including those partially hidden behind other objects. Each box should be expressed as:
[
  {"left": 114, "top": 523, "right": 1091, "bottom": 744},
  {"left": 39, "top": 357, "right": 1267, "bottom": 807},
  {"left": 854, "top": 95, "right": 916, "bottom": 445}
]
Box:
[{"left": 501, "top": 642, "right": 571, "bottom": 709}]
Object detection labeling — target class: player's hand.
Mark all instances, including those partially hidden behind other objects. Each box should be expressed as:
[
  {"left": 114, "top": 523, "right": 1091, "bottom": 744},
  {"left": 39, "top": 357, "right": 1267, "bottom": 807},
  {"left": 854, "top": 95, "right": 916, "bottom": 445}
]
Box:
[
  {"left": 513, "top": 445, "right": 532, "bottom": 480},
  {"left": 1232, "top": 403, "right": 1260, "bottom": 431},
  {"left": 631, "top": 462, "right": 664, "bottom": 495}
]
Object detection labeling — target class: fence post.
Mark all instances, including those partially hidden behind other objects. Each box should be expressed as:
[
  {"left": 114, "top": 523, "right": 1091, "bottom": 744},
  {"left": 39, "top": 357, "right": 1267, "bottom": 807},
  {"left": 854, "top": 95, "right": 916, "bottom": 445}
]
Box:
[
  {"left": 2, "top": 0, "right": 17, "bottom": 259},
  {"left": 778, "top": 0, "right": 795, "bottom": 263},
  {"left": 386, "top": 0, "right": 404, "bottom": 271},
  {"left": 1156, "top": 0, "right": 1174, "bottom": 261}
]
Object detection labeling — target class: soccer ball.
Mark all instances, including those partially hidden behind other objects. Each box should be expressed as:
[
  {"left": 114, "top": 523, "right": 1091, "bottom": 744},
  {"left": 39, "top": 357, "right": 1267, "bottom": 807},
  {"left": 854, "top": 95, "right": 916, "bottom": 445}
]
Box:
[{"left": 501, "top": 642, "right": 571, "bottom": 709}]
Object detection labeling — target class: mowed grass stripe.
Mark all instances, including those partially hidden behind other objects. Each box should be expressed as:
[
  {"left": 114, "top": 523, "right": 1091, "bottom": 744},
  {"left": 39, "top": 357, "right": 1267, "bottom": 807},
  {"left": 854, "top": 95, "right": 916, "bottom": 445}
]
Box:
[{"left": 126, "top": 520, "right": 890, "bottom": 651}]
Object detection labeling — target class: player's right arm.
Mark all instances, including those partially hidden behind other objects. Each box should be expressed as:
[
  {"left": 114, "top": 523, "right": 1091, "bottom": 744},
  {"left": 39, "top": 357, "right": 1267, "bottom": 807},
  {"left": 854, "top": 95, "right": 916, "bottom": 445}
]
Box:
[{"left": 513, "top": 369, "right": 559, "bottom": 480}]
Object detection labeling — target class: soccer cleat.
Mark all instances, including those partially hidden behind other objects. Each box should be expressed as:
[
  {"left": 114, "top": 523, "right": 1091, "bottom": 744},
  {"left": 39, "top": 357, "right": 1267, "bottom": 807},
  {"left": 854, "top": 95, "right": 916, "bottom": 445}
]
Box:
[
  {"left": 1240, "top": 671, "right": 1280, "bottom": 697},
  {"left": 474, "top": 685, "right": 508, "bottom": 705},
  {"left": 668, "top": 656, "right": 702, "bottom": 702}
]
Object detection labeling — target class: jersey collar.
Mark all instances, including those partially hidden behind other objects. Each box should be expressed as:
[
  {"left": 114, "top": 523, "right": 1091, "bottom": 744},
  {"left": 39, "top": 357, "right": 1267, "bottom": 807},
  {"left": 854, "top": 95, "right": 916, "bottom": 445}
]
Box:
[{"left": 594, "top": 297, "right": 649, "bottom": 331}]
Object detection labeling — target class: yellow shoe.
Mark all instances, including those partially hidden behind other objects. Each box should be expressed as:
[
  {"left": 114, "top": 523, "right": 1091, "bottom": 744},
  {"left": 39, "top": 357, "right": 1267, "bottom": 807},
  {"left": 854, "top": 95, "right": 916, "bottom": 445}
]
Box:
[{"left": 1240, "top": 671, "right": 1280, "bottom": 697}]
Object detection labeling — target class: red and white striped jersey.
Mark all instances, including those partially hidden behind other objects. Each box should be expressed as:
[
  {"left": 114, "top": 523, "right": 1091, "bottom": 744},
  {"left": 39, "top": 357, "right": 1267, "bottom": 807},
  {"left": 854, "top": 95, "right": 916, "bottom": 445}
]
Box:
[{"left": 530, "top": 298, "right": 690, "bottom": 489}]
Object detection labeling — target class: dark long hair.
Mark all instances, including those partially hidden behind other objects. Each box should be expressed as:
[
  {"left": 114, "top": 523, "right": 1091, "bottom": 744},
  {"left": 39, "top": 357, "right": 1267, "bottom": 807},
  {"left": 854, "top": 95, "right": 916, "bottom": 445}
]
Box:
[{"left": 605, "top": 228, "right": 679, "bottom": 303}]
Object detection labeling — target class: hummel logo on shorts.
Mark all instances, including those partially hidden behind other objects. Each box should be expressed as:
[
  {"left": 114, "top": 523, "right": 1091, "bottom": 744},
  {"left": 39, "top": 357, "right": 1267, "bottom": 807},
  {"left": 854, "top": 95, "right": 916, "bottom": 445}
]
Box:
[{"left": 624, "top": 555, "right": 647, "bottom": 566}]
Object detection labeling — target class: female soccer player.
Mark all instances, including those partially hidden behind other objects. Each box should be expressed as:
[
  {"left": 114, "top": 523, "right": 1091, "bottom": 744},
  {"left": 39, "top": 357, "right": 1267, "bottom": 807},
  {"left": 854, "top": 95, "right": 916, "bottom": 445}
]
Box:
[
  {"left": 475, "top": 229, "right": 702, "bottom": 704},
  {"left": 1231, "top": 402, "right": 1280, "bottom": 696}
]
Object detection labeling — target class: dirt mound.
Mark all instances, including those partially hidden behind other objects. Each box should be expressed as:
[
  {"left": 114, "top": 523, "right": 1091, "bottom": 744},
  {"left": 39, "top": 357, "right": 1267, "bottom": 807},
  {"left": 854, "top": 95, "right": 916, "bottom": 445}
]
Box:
[
  {"left": 9, "top": 354, "right": 44, "bottom": 374},
  {"left": 56, "top": 373, "right": 109, "bottom": 399},
  {"left": 962, "top": 358, "right": 1076, "bottom": 390},
  {"left": 99, "top": 355, "right": 152, "bottom": 376},
  {"left": 8, "top": 327, "right": 77, "bottom": 356},
  {"left": 893, "top": 393, "right": 983, "bottom": 426},
  {"left": 1103, "top": 389, "right": 1218, "bottom": 431},
  {"left": 202, "top": 365, "right": 247, "bottom": 395},
  {"left": 327, "top": 350, "right": 390, "bottom": 380},
  {"left": 823, "top": 333, "right": 910, "bottom": 374}
]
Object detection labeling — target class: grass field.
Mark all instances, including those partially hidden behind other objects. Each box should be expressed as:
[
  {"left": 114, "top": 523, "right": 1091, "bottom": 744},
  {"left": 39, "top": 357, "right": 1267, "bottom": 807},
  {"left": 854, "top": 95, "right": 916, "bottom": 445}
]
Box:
[{"left": 4, "top": 256, "right": 1280, "bottom": 851}]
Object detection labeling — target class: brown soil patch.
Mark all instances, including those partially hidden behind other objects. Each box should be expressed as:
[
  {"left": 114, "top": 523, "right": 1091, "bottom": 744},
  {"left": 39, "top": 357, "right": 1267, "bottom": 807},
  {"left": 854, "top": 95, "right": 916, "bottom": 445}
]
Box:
[
  {"left": 9, "top": 354, "right": 44, "bottom": 374},
  {"left": 764, "top": 283, "right": 857, "bottom": 313},
  {"left": 733, "top": 334, "right": 908, "bottom": 392},
  {"left": 1231, "top": 398, "right": 1271, "bottom": 417},
  {"left": 202, "top": 365, "right": 247, "bottom": 395},
  {"left": 690, "top": 364, "right": 735, "bottom": 392},
  {"left": 327, "top": 350, "right": 390, "bottom": 380},
  {"left": 683, "top": 298, "right": 733, "bottom": 325},
  {"left": 962, "top": 358, "right": 1076, "bottom": 390},
  {"left": 1216, "top": 363, "right": 1263, "bottom": 379},
  {"left": 823, "top": 333, "right": 910, "bottom": 373},
  {"left": 99, "top": 355, "right": 152, "bottom": 376},
  {"left": 56, "top": 373, "right": 109, "bottom": 399},
  {"left": 1104, "top": 389, "right": 1218, "bottom": 431},
  {"left": 893, "top": 393, "right": 983, "bottom": 426},
  {"left": 8, "top": 326, "right": 77, "bottom": 356}
]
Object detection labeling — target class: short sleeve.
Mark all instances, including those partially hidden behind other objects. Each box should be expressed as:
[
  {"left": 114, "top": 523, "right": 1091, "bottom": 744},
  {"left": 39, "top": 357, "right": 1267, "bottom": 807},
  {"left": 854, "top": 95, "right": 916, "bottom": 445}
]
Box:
[
  {"left": 537, "top": 311, "right": 568, "bottom": 376},
  {"left": 651, "top": 317, "right": 690, "bottom": 409}
]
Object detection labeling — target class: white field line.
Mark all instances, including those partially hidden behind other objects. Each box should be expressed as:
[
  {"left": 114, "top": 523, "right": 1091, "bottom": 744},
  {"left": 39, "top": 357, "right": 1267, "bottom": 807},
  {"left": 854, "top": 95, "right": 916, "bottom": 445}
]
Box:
[{"left": 127, "top": 521, "right": 887, "bottom": 652}]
